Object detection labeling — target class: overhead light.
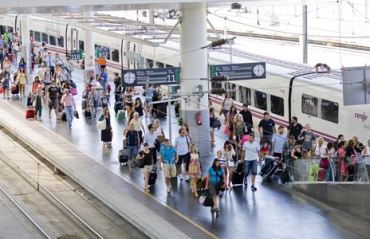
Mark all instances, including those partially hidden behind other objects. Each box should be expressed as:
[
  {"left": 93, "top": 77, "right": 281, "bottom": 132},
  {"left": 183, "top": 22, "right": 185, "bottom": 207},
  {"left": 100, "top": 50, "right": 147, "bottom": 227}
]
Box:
[{"left": 231, "top": 3, "right": 242, "bottom": 10}]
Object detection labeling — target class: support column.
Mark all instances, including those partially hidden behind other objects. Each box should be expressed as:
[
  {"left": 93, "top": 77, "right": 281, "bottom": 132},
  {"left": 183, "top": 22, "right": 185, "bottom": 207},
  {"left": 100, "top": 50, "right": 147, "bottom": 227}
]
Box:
[
  {"left": 149, "top": 9, "right": 155, "bottom": 24},
  {"left": 180, "top": 3, "right": 210, "bottom": 157},
  {"left": 302, "top": 4, "right": 308, "bottom": 64},
  {"left": 84, "top": 12, "right": 95, "bottom": 82},
  {"left": 21, "top": 15, "right": 31, "bottom": 76},
  {"left": 366, "top": 0, "right": 368, "bottom": 22}
]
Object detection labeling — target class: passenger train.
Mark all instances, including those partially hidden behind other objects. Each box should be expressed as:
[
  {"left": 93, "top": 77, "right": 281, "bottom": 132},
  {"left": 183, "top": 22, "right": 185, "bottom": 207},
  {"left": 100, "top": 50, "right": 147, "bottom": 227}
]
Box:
[{"left": 1, "top": 14, "right": 369, "bottom": 143}]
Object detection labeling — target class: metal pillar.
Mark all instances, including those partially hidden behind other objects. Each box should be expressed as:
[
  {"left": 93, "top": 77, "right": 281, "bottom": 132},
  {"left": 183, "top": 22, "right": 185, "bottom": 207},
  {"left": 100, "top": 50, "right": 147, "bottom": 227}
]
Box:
[
  {"left": 21, "top": 15, "right": 31, "bottom": 76},
  {"left": 302, "top": 4, "right": 308, "bottom": 64},
  {"left": 149, "top": 9, "right": 155, "bottom": 24},
  {"left": 84, "top": 12, "right": 95, "bottom": 82},
  {"left": 366, "top": 0, "right": 368, "bottom": 22},
  {"left": 180, "top": 3, "right": 210, "bottom": 157}
]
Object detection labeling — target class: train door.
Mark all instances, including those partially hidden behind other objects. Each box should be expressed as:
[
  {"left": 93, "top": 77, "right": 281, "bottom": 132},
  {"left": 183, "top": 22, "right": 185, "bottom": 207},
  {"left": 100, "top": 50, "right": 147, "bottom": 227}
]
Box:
[{"left": 70, "top": 28, "right": 78, "bottom": 52}]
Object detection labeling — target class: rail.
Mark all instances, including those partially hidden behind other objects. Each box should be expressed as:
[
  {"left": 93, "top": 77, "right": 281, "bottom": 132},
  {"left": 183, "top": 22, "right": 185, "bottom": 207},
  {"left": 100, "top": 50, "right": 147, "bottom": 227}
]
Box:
[
  {"left": 288, "top": 156, "right": 370, "bottom": 183},
  {"left": 0, "top": 182, "right": 51, "bottom": 239},
  {"left": 0, "top": 148, "right": 105, "bottom": 239}
]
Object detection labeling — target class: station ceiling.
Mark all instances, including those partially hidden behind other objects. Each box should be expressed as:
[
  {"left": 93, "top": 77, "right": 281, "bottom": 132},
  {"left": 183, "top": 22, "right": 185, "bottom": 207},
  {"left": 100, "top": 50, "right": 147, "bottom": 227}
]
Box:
[{"left": 0, "top": 0, "right": 322, "bottom": 14}]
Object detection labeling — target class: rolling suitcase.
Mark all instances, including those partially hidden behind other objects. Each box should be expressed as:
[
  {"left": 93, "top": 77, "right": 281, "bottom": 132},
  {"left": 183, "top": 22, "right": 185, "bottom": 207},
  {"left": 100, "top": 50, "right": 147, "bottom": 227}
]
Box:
[
  {"left": 84, "top": 110, "right": 92, "bottom": 118},
  {"left": 82, "top": 99, "right": 87, "bottom": 110},
  {"left": 25, "top": 107, "right": 35, "bottom": 119},
  {"left": 8, "top": 53, "right": 13, "bottom": 62},
  {"left": 232, "top": 170, "right": 244, "bottom": 186},
  {"left": 148, "top": 166, "right": 157, "bottom": 186},
  {"left": 119, "top": 148, "right": 129, "bottom": 165},
  {"left": 262, "top": 162, "right": 279, "bottom": 180}
]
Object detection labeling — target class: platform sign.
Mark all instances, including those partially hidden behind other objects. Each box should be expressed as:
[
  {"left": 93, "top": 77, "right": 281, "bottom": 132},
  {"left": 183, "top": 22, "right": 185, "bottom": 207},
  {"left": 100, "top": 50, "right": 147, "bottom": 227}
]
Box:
[
  {"left": 209, "top": 62, "right": 266, "bottom": 81},
  {"left": 121, "top": 67, "right": 180, "bottom": 86},
  {"left": 70, "top": 50, "right": 83, "bottom": 60},
  {"left": 342, "top": 66, "right": 370, "bottom": 106}
]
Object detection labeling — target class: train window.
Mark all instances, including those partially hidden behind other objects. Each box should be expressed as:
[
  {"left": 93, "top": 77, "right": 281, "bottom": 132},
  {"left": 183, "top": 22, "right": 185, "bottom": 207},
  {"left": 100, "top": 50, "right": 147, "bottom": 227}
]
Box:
[
  {"left": 302, "top": 94, "right": 318, "bottom": 117},
  {"left": 7, "top": 26, "right": 13, "bottom": 33},
  {"left": 49, "top": 35, "right": 56, "bottom": 46},
  {"left": 111, "top": 49, "right": 119, "bottom": 62},
  {"left": 106, "top": 48, "right": 111, "bottom": 60},
  {"left": 225, "top": 83, "right": 236, "bottom": 100},
  {"left": 271, "top": 95, "right": 284, "bottom": 116},
  {"left": 57, "top": 36, "right": 64, "bottom": 47},
  {"left": 321, "top": 99, "right": 338, "bottom": 123},
  {"left": 239, "top": 86, "right": 251, "bottom": 106},
  {"left": 34, "top": 31, "right": 41, "bottom": 42},
  {"left": 0, "top": 25, "right": 6, "bottom": 35},
  {"left": 254, "top": 91, "right": 267, "bottom": 111},
  {"left": 79, "top": 40, "right": 84, "bottom": 51},
  {"left": 42, "top": 33, "right": 48, "bottom": 44}
]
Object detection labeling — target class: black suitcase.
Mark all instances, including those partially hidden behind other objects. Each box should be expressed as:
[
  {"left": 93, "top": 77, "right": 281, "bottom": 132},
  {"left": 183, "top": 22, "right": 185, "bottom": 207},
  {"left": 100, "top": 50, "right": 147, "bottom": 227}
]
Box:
[
  {"left": 119, "top": 148, "right": 129, "bottom": 165},
  {"left": 280, "top": 168, "right": 291, "bottom": 184},
  {"left": 84, "top": 110, "right": 92, "bottom": 118},
  {"left": 232, "top": 171, "right": 244, "bottom": 186},
  {"left": 155, "top": 102, "right": 167, "bottom": 118},
  {"left": 262, "top": 162, "right": 279, "bottom": 180},
  {"left": 61, "top": 112, "right": 67, "bottom": 121},
  {"left": 82, "top": 99, "right": 87, "bottom": 110},
  {"left": 148, "top": 167, "right": 157, "bottom": 186}
]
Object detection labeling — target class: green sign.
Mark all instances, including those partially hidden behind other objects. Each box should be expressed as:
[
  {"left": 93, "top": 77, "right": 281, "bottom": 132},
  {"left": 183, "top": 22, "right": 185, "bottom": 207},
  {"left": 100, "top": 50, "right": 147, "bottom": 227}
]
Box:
[{"left": 70, "top": 50, "right": 83, "bottom": 60}]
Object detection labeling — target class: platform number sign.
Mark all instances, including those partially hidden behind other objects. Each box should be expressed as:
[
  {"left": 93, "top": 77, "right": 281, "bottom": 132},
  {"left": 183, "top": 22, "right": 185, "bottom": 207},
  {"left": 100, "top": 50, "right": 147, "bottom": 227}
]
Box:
[
  {"left": 122, "top": 67, "right": 180, "bottom": 86},
  {"left": 210, "top": 62, "right": 266, "bottom": 81},
  {"left": 70, "top": 50, "right": 83, "bottom": 60}
]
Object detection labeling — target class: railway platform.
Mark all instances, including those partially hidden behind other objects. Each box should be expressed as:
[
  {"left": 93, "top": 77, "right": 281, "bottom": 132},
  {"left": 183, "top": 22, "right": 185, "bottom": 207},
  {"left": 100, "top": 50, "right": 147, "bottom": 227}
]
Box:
[{"left": 0, "top": 67, "right": 369, "bottom": 239}]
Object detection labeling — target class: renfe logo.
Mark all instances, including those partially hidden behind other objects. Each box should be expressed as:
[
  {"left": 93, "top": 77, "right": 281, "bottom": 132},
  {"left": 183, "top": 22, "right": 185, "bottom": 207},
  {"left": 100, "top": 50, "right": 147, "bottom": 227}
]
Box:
[{"left": 355, "top": 112, "right": 368, "bottom": 123}]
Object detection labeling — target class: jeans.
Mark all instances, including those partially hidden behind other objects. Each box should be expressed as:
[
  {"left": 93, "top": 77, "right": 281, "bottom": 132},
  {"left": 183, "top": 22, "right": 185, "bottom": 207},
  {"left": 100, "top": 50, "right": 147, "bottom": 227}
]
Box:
[
  {"left": 127, "top": 146, "right": 138, "bottom": 161},
  {"left": 244, "top": 160, "right": 258, "bottom": 177},
  {"left": 65, "top": 106, "right": 74, "bottom": 129}
]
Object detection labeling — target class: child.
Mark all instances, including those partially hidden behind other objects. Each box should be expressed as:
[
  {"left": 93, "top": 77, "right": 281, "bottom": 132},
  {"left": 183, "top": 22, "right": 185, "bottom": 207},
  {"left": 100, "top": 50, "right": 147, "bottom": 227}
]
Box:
[
  {"left": 188, "top": 144, "right": 201, "bottom": 197},
  {"left": 26, "top": 92, "right": 33, "bottom": 107},
  {"left": 260, "top": 142, "right": 270, "bottom": 159}
]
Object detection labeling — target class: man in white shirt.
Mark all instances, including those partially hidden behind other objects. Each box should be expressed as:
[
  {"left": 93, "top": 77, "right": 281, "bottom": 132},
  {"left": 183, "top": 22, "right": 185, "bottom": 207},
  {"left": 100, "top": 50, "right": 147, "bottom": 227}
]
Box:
[
  {"left": 241, "top": 133, "right": 260, "bottom": 192},
  {"left": 143, "top": 124, "right": 158, "bottom": 164},
  {"left": 174, "top": 128, "right": 191, "bottom": 181}
]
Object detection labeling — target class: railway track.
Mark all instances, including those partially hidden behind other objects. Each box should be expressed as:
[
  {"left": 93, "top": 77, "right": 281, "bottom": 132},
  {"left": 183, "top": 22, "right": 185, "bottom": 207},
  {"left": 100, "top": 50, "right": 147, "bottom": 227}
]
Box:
[{"left": 0, "top": 126, "right": 147, "bottom": 239}]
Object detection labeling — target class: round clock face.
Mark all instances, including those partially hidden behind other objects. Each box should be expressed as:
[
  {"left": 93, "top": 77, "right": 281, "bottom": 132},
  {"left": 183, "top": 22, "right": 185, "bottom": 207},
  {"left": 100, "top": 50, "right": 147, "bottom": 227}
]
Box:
[
  {"left": 253, "top": 64, "right": 265, "bottom": 77},
  {"left": 124, "top": 72, "right": 136, "bottom": 84}
]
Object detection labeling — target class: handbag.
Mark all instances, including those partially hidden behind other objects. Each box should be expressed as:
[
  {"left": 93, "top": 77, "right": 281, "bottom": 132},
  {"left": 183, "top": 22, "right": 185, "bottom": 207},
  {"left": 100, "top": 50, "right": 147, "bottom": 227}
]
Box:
[
  {"left": 74, "top": 110, "right": 79, "bottom": 119},
  {"left": 211, "top": 118, "right": 221, "bottom": 129},
  {"left": 97, "top": 117, "right": 106, "bottom": 130},
  {"left": 215, "top": 170, "right": 225, "bottom": 192},
  {"left": 199, "top": 190, "right": 214, "bottom": 207}
]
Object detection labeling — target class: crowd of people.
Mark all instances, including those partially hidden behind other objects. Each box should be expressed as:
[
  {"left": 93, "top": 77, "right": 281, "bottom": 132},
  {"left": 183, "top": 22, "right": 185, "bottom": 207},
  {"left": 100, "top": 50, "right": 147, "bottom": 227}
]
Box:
[{"left": 1, "top": 34, "right": 369, "bottom": 218}]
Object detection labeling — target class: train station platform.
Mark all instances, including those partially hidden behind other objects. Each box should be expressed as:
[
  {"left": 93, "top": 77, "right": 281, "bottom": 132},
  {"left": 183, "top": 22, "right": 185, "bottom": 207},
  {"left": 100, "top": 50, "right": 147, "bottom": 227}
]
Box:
[
  {"left": 1, "top": 67, "right": 370, "bottom": 239},
  {"left": 0, "top": 101, "right": 213, "bottom": 239}
]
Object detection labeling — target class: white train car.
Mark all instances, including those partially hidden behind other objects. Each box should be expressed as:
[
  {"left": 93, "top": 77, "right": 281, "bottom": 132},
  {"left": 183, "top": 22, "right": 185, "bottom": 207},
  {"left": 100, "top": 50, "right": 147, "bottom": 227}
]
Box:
[{"left": 1, "top": 15, "right": 369, "bottom": 143}]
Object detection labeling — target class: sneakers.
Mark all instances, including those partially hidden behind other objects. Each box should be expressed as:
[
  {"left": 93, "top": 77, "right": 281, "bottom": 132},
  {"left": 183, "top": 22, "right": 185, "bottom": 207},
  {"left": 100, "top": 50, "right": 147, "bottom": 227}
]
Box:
[
  {"left": 251, "top": 185, "right": 257, "bottom": 192},
  {"left": 178, "top": 174, "right": 183, "bottom": 180},
  {"left": 184, "top": 175, "right": 190, "bottom": 181},
  {"left": 167, "top": 186, "right": 171, "bottom": 193}
]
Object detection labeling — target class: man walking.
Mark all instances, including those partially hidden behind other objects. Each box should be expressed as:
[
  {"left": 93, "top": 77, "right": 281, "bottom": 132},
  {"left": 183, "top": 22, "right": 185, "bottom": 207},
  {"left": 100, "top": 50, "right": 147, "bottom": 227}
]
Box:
[
  {"left": 160, "top": 139, "right": 177, "bottom": 193},
  {"left": 241, "top": 133, "right": 260, "bottom": 192}
]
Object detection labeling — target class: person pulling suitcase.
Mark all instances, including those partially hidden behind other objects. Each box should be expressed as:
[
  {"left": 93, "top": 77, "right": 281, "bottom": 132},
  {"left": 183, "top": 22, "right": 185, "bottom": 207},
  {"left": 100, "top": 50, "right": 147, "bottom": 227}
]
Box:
[{"left": 240, "top": 133, "right": 260, "bottom": 192}]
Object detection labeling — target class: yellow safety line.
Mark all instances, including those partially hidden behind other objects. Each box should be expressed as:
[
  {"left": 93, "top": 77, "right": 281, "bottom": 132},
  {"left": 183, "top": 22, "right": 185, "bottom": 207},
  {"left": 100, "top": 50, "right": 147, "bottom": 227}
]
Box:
[{"left": 1, "top": 100, "right": 219, "bottom": 239}]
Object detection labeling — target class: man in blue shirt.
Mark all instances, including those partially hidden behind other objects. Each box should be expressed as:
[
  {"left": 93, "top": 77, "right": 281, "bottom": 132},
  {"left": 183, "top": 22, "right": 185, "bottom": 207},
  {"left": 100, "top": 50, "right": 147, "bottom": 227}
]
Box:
[{"left": 160, "top": 139, "right": 176, "bottom": 193}]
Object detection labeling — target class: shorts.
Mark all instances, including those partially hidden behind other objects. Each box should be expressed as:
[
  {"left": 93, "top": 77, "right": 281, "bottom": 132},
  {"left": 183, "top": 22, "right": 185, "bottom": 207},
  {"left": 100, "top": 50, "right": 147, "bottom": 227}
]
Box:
[
  {"left": 244, "top": 160, "right": 258, "bottom": 176},
  {"left": 143, "top": 165, "right": 152, "bottom": 173},
  {"left": 163, "top": 164, "right": 176, "bottom": 178},
  {"left": 177, "top": 153, "right": 190, "bottom": 171},
  {"left": 49, "top": 99, "right": 57, "bottom": 109}
]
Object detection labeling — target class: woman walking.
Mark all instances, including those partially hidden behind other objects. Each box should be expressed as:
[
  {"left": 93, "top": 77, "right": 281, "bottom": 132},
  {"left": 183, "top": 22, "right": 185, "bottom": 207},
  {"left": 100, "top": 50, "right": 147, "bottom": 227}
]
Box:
[
  {"left": 206, "top": 158, "right": 226, "bottom": 217},
  {"left": 101, "top": 107, "right": 112, "bottom": 147},
  {"left": 136, "top": 143, "right": 154, "bottom": 192}
]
